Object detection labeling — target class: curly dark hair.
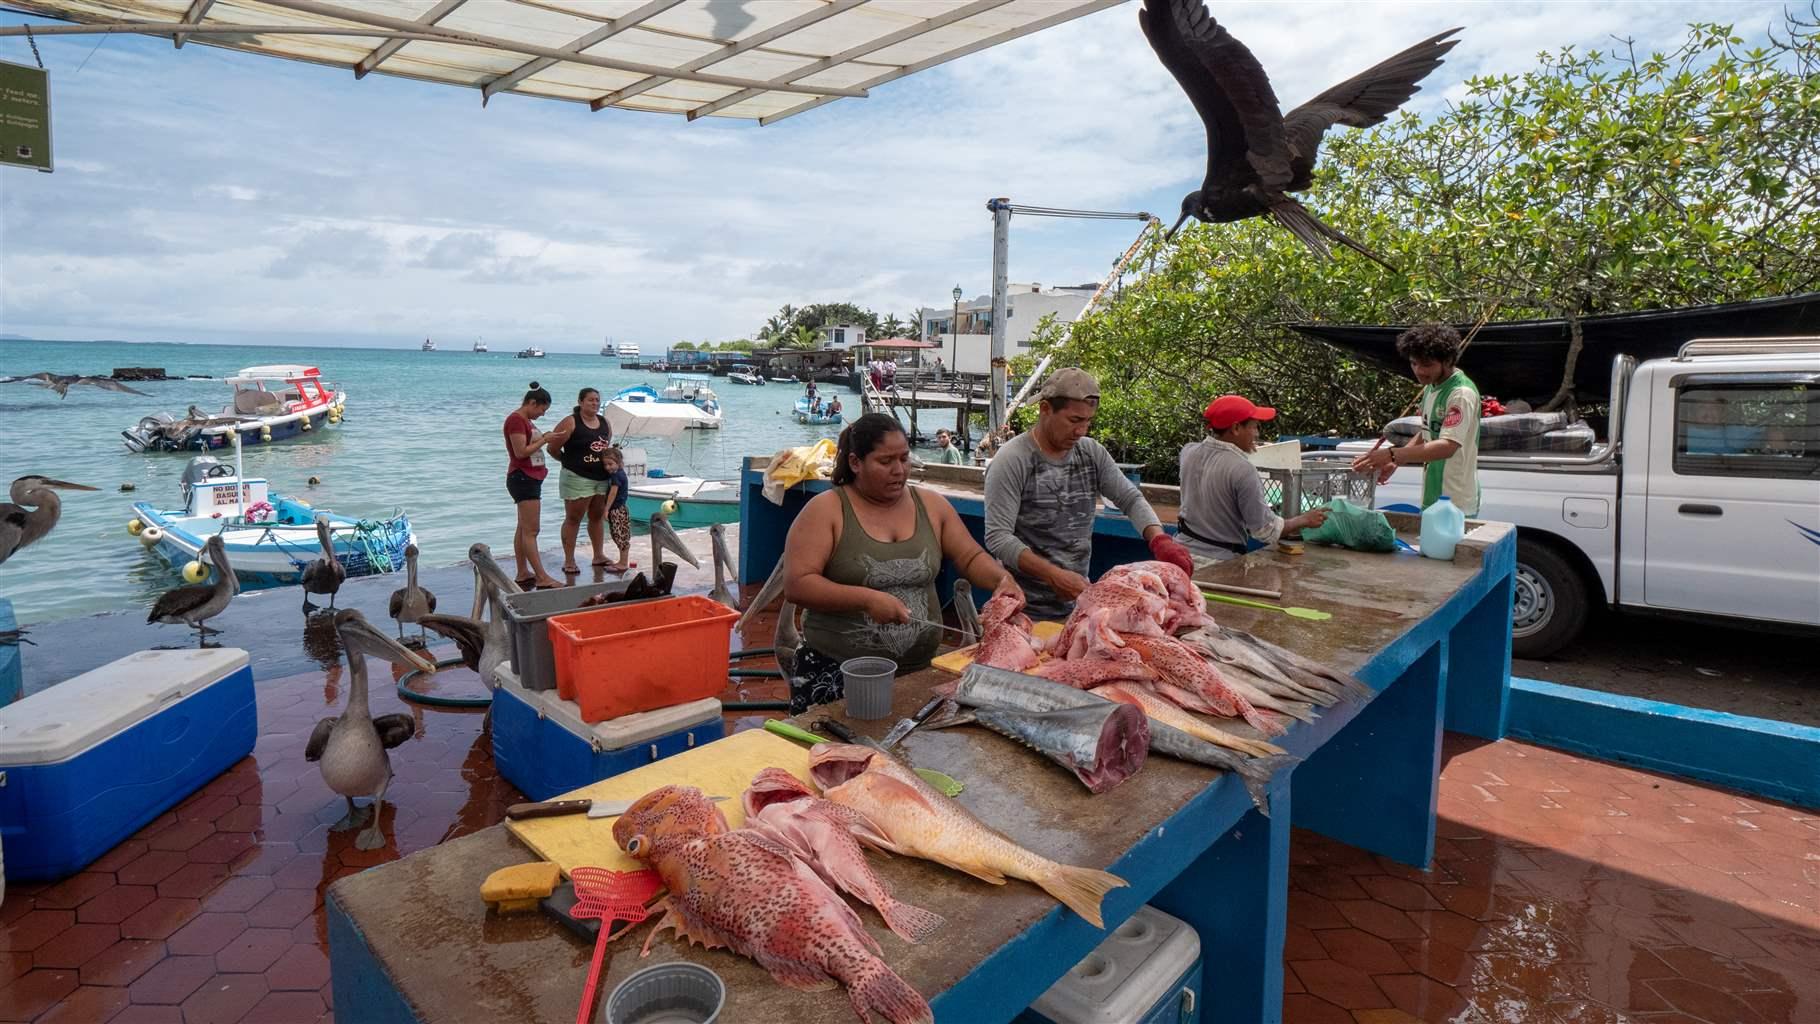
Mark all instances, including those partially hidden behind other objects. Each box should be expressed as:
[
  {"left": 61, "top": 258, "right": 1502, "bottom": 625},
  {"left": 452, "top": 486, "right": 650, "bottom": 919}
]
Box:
[
  {"left": 1395, "top": 323, "right": 1463, "bottom": 365},
  {"left": 831, "top": 412, "right": 906, "bottom": 486}
]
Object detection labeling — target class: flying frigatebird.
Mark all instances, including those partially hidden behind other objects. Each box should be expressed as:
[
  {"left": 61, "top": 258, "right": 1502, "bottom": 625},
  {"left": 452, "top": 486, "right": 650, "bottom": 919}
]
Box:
[
  {"left": 1141, "top": 0, "right": 1461, "bottom": 266},
  {"left": 0, "top": 372, "right": 150, "bottom": 398}
]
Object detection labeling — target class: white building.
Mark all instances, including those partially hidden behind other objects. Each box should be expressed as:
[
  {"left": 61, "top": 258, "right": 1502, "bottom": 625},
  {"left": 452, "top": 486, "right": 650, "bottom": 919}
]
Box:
[
  {"left": 818, "top": 324, "right": 868, "bottom": 349},
  {"left": 918, "top": 283, "right": 1097, "bottom": 375}
]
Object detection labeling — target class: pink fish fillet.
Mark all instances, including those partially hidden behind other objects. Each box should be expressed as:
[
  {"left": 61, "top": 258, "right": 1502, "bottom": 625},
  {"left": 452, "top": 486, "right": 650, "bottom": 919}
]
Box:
[
  {"left": 1120, "top": 634, "right": 1278, "bottom": 735},
  {"left": 1053, "top": 579, "right": 1169, "bottom": 655},
  {"left": 1103, "top": 561, "right": 1216, "bottom": 634},
  {"left": 743, "top": 769, "right": 944, "bottom": 944},
  {"left": 1036, "top": 657, "right": 1157, "bottom": 688},
  {"left": 974, "top": 588, "right": 1042, "bottom": 670}
]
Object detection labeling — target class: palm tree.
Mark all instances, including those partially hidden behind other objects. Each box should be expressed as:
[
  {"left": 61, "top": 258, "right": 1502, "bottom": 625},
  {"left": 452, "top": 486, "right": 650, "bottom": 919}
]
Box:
[
  {"left": 879, "top": 313, "right": 906, "bottom": 338},
  {"left": 784, "top": 324, "right": 821, "bottom": 350}
]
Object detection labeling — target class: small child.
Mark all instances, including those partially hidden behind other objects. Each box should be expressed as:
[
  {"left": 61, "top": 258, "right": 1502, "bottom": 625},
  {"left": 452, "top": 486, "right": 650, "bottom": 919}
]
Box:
[{"left": 600, "top": 447, "right": 632, "bottom": 574}]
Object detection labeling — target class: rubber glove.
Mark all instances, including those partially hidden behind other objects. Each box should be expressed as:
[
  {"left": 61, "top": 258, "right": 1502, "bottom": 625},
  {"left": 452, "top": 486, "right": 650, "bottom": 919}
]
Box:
[{"left": 1148, "top": 531, "right": 1196, "bottom": 577}]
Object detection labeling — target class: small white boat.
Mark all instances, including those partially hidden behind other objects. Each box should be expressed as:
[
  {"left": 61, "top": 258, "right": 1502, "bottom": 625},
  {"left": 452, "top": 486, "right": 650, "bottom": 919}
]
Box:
[
  {"left": 473, "top": 338, "right": 488, "bottom": 353},
  {"left": 130, "top": 457, "right": 413, "bottom": 588},
  {"left": 660, "top": 375, "right": 722, "bottom": 428},
  {"left": 727, "top": 364, "right": 765, "bottom": 386},
  {"left": 793, "top": 394, "right": 844, "bottom": 425},
  {"left": 516, "top": 347, "right": 546, "bottom": 359},
  {"left": 121, "top": 364, "right": 346, "bottom": 453},
  {"left": 421, "top": 338, "right": 436, "bottom": 351}
]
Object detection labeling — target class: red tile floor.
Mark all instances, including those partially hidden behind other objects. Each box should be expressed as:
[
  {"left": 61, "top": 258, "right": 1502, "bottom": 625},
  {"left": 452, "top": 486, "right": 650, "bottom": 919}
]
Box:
[{"left": 3, "top": 656, "right": 1816, "bottom": 1022}]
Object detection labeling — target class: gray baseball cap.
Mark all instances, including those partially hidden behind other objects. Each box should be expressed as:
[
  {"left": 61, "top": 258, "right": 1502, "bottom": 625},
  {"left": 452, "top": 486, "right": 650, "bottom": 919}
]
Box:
[{"left": 1039, "top": 368, "right": 1100, "bottom": 403}]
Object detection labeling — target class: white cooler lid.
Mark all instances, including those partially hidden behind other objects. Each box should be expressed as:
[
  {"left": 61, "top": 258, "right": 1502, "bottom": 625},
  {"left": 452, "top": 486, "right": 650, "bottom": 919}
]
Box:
[{"left": 0, "top": 648, "right": 251, "bottom": 766}]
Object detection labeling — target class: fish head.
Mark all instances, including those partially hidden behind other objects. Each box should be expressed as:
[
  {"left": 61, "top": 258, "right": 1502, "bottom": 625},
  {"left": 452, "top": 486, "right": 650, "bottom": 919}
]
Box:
[
  {"left": 741, "top": 767, "right": 814, "bottom": 819},
  {"left": 613, "top": 785, "right": 729, "bottom": 858},
  {"left": 806, "top": 742, "right": 879, "bottom": 791}
]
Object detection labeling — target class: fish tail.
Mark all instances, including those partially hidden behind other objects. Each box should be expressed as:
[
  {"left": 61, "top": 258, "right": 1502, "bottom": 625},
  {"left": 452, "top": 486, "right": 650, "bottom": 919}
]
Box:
[
  {"left": 844, "top": 955, "right": 933, "bottom": 1024},
  {"left": 875, "top": 895, "right": 944, "bottom": 944},
  {"left": 1036, "top": 863, "right": 1128, "bottom": 929},
  {"left": 1234, "top": 753, "right": 1299, "bottom": 816}
]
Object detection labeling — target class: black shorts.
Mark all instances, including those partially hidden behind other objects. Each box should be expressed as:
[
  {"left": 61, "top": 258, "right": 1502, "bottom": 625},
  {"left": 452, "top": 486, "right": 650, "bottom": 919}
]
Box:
[{"left": 506, "top": 470, "right": 544, "bottom": 503}]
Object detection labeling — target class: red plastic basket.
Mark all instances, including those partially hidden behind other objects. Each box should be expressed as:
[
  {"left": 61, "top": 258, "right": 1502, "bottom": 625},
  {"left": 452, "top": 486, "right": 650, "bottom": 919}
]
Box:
[{"left": 547, "top": 595, "right": 739, "bottom": 723}]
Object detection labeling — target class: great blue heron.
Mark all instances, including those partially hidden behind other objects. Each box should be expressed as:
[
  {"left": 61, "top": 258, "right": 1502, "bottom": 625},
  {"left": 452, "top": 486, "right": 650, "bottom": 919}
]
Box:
[
  {"left": 1, "top": 372, "right": 151, "bottom": 398},
  {"left": 304, "top": 609, "right": 435, "bottom": 850},
  {"left": 299, "top": 517, "right": 345, "bottom": 613},
  {"left": 147, "top": 535, "right": 239, "bottom": 641},
  {"left": 1142, "top": 0, "right": 1460, "bottom": 264},
  {"left": 387, "top": 544, "right": 436, "bottom": 644},
  {"left": 2, "top": 476, "right": 99, "bottom": 567}
]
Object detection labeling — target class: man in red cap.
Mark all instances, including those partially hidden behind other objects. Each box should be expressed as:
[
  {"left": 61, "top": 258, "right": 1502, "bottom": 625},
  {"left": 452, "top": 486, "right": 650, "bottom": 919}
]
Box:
[{"left": 1175, "top": 395, "right": 1329, "bottom": 563}]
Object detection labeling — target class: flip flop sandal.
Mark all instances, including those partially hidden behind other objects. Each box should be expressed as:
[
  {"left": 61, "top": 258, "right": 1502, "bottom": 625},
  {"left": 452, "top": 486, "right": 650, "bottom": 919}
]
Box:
[{"left": 516, "top": 576, "right": 536, "bottom": 589}]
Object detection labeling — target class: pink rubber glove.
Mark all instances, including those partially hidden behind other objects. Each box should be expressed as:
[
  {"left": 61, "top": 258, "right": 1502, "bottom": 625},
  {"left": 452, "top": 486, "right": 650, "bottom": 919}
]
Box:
[{"left": 1148, "top": 531, "right": 1196, "bottom": 577}]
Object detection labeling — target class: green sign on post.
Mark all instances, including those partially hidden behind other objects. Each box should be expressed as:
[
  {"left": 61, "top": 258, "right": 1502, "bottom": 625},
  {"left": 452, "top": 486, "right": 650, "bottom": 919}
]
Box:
[{"left": 0, "top": 59, "right": 52, "bottom": 173}]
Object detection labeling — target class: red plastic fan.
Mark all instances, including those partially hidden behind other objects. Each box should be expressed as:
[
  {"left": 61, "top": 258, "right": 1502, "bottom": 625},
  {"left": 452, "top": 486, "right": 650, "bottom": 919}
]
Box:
[{"left": 570, "top": 867, "right": 664, "bottom": 1024}]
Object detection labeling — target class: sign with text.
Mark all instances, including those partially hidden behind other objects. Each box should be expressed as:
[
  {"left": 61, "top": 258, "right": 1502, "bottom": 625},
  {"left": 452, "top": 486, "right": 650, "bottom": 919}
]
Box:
[{"left": 0, "top": 60, "right": 52, "bottom": 173}]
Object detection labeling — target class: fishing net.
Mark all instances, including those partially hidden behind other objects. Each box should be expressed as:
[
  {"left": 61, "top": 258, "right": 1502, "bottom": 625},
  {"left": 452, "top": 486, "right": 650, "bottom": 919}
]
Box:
[{"left": 1300, "top": 499, "right": 1398, "bottom": 553}]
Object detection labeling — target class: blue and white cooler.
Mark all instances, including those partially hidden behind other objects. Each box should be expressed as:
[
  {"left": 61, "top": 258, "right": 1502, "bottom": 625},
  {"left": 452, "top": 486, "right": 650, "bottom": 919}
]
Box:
[
  {"left": 0, "top": 648, "right": 257, "bottom": 882},
  {"left": 491, "top": 662, "right": 724, "bottom": 801},
  {"left": 1018, "top": 905, "right": 1203, "bottom": 1024}
]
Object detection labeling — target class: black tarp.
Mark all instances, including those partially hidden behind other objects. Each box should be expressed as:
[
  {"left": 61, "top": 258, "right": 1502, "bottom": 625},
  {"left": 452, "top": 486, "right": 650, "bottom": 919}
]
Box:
[{"left": 1290, "top": 293, "right": 1820, "bottom": 401}]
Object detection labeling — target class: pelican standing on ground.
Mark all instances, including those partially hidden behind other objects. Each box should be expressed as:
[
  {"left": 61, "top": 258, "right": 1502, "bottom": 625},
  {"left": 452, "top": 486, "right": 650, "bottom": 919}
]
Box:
[
  {"left": 1142, "top": 0, "right": 1460, "bottom": 264},
  {"left": 304, "top": 609, "right": 435, "bottom": 850},
  {"left": 735, "top": 557, "right": 789, "bottom": 635},
  {"left": 1, "top": 476, "right": 99, "bottom": 567},
  {"left": 708, "top": 522, "right": 738, "bottom": 608},
  {"left": 418, "top": 543, "right": 521, "bottom": 686},
  {"left": 299, "top": 517, "right": 345, "bottom": 613},
  {"left": 649, "top": 507, "right": 699, "bottom": 576},
  {"left": 387, "top": 544, "right": 436, "bottom": 643},
  {"left": 148, "top": 535, "right": 238, "bottom": 640},
  {"left": 1, "top": 372, "right": 151, "bottom": 398}
]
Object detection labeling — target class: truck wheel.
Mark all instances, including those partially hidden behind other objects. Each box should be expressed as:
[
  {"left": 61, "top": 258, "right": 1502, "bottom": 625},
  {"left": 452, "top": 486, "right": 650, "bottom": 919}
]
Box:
[{"left": 1511, "top": 539, "right": 1588, "bottom": 659}]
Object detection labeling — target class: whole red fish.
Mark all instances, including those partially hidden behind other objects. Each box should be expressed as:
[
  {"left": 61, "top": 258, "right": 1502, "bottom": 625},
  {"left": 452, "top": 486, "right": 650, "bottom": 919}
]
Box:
[
  {"left": 614, "top": 785, "right": 932, "bottom": 1024},
  {"left": 742, "top": 768, "right": 944, "bottom": 943},
  {"left": 1120, "top": 633, "right": 1277, "bottom": 734}
]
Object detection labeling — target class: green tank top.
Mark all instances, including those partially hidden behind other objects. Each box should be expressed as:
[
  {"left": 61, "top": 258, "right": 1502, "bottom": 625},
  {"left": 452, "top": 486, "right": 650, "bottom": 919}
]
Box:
[{"left": 801, "top": 487, "right": 943, "bottom": 671}]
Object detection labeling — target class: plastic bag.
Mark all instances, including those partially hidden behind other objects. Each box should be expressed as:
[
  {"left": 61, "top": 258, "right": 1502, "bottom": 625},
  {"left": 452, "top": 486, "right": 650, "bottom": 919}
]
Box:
[
  {"left": 1300, "top": 498, "right": 1398, "bottom": 553},
  {"left": 762, "top": 438, "right": 838, "bottom": 505}
]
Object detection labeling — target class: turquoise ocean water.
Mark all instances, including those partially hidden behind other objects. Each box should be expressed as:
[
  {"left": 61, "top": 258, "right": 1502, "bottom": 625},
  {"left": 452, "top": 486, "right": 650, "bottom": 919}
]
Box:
[{"left": 0, "top": 339, "right": 857, "bottom": 625}]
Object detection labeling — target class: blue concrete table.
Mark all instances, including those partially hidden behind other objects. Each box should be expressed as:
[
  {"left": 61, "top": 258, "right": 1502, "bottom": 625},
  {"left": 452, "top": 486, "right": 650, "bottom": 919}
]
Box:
[{"left": 329, "top": 469, "right": 1514, "bottom": 1024}]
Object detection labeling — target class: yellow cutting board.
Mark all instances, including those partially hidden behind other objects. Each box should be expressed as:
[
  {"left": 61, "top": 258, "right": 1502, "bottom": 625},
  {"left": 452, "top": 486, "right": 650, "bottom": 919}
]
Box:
[
  {"left": 931, "top": 620, "right": 1064, "bottom": 674},
  {"left": 505, "top": 729, "right": 813, "bottom": 875}
]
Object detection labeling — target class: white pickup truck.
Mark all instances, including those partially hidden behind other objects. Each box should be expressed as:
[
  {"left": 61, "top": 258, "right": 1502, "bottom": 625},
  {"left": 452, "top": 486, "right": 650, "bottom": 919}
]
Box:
[{"left": 1358, "top": 337, "right": 1820, "bottom": 658}]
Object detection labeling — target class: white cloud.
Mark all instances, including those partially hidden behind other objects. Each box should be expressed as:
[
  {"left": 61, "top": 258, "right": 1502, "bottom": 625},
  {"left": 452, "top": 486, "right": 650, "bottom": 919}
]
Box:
[{"left": 0, "top": 0, "right": 1791, "bottom": 349}]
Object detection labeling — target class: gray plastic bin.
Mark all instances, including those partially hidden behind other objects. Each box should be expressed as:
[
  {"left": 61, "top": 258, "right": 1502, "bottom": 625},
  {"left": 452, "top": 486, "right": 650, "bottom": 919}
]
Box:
[{"left": 501, "top": 580, "right": 646, "bottom": 692}]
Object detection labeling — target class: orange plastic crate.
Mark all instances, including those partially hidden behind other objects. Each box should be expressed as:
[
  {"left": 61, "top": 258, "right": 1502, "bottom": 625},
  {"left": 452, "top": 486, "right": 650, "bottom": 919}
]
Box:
[{"left": 547, "top": 595, "right": 739, "bottom": 723}]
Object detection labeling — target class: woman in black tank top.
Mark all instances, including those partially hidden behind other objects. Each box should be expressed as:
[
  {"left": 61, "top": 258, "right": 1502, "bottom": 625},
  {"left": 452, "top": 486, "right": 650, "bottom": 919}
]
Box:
[{"left": 544, "top": 388, "right": 617, "bottom": 573}]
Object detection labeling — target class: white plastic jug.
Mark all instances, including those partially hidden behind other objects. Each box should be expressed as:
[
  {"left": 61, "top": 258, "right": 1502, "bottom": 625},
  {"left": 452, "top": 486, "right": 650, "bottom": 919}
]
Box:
[{"left": 1420, "top": 496, "right": 1465, "bottom": 561}]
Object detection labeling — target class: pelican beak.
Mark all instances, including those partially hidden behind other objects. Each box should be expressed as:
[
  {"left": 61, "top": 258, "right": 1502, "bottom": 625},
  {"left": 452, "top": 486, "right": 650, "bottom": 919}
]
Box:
[
  {"left": 469, "top": 548, "right": 519, "bottom": 599},
  {"left": 40, "top": 479, "right": 100, "bottom": 491},
  {"left": 710, "top": 525, "right": 736, "bottom": 576},
  {"left": 735, "top": 559, "right": 789, "bottom": 633},
  {"left": 650, "top": 514, "right": 700, "bottom": 569},
  {"left": 336, "top": 610, "right": 437, "bottom": 675},
  {"left": 1164, "top": 211, "right": 1190, "bottom": 241}
]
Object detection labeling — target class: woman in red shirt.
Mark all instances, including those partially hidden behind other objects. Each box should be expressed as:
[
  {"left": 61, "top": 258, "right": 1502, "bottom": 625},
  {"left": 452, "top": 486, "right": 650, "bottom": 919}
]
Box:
[{"left": 503, "top": 382, "right": 562, "bottom": 589}]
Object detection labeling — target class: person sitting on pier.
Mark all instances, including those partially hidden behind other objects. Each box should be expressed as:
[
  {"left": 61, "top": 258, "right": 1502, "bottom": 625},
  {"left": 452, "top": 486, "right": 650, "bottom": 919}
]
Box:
[
  {"left": 780, "top": 413, "right": 1022, "bottom": 714},
  {"left": 932, "top": 428, "right": 965, "bottom": 466},
  {"left": 983, "top": 368, "right": 1195, "bottom": 620},
  {"left": 1177, "top": 395, "right": 1328, "bottom": 564}
]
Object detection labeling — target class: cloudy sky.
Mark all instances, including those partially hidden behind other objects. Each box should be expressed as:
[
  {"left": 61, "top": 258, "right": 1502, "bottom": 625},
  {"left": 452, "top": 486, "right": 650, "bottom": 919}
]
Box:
[{"left": 0, "top": 0, "right": 1791, "bottom": 352}]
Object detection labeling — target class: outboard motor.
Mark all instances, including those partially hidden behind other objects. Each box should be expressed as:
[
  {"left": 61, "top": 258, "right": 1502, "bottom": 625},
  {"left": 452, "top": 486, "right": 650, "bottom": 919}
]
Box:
[
  {"left": 120, "top": 412, "right": 176, "bottom": 453},
  {"left": 178, "top": 457, "right": 233, "bottom": 515}
]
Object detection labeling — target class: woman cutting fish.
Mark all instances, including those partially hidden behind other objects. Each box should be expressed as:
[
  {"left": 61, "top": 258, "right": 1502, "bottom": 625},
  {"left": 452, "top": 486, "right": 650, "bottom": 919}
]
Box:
[{"left": 781, "top": 413, "right": 1021, "bottom": 714}]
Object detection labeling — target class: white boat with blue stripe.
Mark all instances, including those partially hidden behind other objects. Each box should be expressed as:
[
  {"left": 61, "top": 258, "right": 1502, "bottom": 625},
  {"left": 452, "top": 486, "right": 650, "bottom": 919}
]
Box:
[{"left": 129, "top": 458, "right": 414, "bottom": 588}]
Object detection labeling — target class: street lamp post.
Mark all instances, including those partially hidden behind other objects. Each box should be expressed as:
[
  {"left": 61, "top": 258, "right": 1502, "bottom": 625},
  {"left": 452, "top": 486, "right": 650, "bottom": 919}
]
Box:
[{"left": 951, "top": 284, "right": 962, "bottom": 378}]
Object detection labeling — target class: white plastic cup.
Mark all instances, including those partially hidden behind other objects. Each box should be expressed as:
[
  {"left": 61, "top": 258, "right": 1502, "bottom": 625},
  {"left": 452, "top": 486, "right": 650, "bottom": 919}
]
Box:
[{"left": 841, "top": 657, "right": 898, "bottom": 720}]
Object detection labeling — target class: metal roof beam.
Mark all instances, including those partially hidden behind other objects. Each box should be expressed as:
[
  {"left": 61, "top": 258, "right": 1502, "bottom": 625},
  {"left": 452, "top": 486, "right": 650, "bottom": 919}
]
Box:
[
  {"left": 760, "top": 0, "right": 1122, "bottom": 125},
  {"left": 173, "top": 0, "right": 213, "bottom": 48},
  {"left": 354, "top": 0, "right": 467, "bottom": 79},
  {"left": 590, "top": 0, "right": 864, "bottom": 111},
  {"left": 480, "top": 0, "right": 684, "bottom": 105},
  {"left": 686, "top": 0, "right": 1015, "bottom": 121}
]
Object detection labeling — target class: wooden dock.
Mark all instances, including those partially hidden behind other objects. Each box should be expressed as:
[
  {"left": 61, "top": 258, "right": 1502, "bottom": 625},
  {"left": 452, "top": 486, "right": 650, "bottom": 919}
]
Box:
[{"left": 859, "top": 373, "right": 1001, "bottom": 452}]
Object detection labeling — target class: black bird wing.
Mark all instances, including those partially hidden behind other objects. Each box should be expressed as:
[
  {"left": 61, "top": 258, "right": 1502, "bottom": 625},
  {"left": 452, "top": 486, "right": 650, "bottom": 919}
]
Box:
[
  {"left": 1282, "top": 27, "right": 1462, "bottom": 189},
  {"left": 3, "top": 372, "right": 69, "bottom": 397},
  {"left": 373, "top": 713, "right": 414, "bottom": 750},
  {"left": 77, "top": 376, "right": 152, "bottom": 397},
  {"left": 148, "top": 583, "right": 212, "bottom": 623},
  {"left": 1140, "top": 0, "right": 1291, "bottom": 194},
  {"left": 304, "top": 717, "right": 337, "bottom": 762},
  {"left": 417, "top": 613, "right": 483, "bottom": 671}
]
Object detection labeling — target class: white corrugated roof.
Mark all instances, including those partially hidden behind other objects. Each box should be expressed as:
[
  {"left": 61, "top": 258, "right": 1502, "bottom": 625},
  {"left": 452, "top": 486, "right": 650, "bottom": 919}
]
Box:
[{"left": 10, "top": 0, "right": 1122, "bottom": 123}]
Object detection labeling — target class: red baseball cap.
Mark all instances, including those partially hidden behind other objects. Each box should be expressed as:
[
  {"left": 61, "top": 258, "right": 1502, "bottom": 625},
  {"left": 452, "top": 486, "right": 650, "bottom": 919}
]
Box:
[{"left": 1203, "top": 395, "right": 1277, "bottom": 430}]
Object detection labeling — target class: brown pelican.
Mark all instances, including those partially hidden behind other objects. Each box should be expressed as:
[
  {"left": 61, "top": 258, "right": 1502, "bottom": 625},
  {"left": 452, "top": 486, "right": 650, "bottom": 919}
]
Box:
[
  {"left": 1, "top": 372, "right": 150, "bottom": 398},
  {"left": 1143, "top": 0, "right": 1459, "bottom": 264},
  {"left": 386, "top": 544, "right": 436, "bottom": 643},
  {"left": 952, "top": 578, "right": 982, "bottom": 647},
  {"left": 418, "top": 543, "right": 520, "bottom": 686},
  {"left": 735, "top": 558, "right": 789, "bottom": 636},
  {"left": 148, "top": 535, "right": 238, "bottom": 640},
  {"left": 649, "top": 509, "right": 699, "bottom": 574},
  {"left": 299, "top": 517, "right": 345, "bottom": 613},
  {"left": 707, "top": 523, "right": 738, "bottom": 608},
  {"left": 304, "top": 609, "right": 435, "bottom": 850},
  {"left": 1, "top": 476, "right": 98, "bottom": 567}
]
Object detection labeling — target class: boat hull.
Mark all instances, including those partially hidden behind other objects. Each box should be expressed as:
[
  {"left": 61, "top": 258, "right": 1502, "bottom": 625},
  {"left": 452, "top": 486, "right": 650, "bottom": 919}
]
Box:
[
  {"left": 624, "top": 493, "right": 739, "bottom": 528},
  {"left": 132, "top": 496, "right": 413, "bottom": 588},
  {"left": 122, "top": 394, "right": 347, "bottom": 453}
]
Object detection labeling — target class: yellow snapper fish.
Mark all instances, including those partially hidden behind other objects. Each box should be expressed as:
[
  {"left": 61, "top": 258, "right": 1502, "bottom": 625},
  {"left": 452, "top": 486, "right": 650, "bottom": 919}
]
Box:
[{"left": 807, "top": 743, "right": 1128, "bottom": 928}]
